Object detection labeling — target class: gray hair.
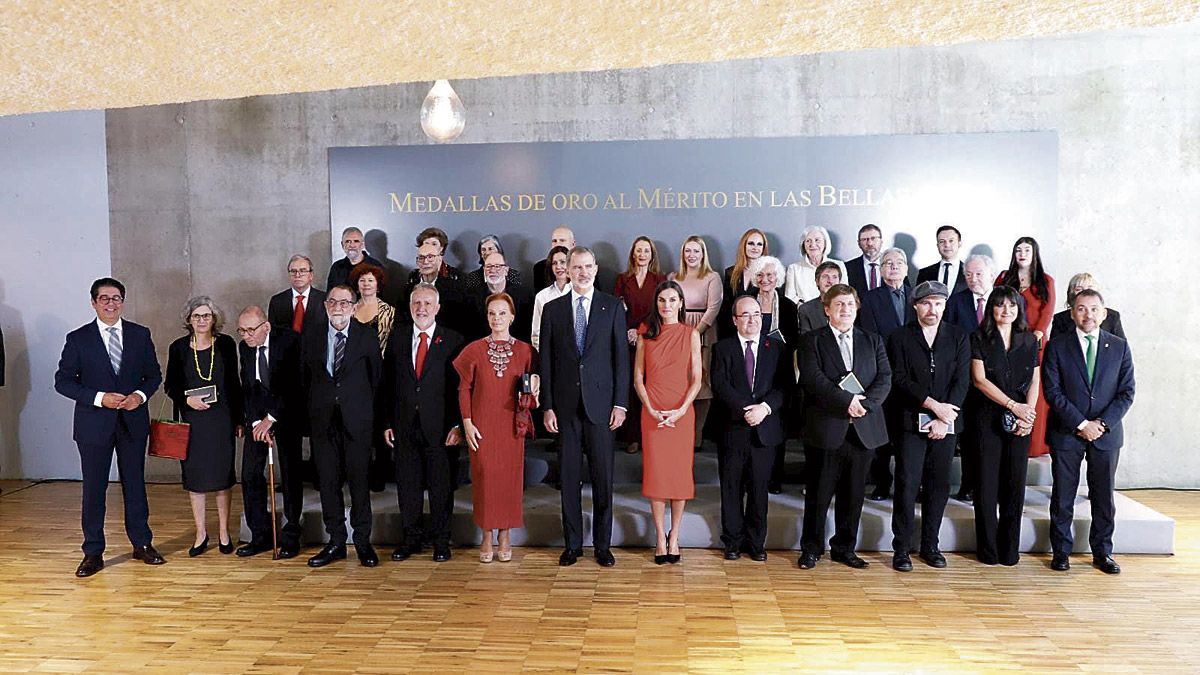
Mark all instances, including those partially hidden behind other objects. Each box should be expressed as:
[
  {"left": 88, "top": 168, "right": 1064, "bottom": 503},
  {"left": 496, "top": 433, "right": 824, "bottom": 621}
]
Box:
[
  {"left": 182, "top": 295, "right": 225, "bottom": 334},
  {"left": 568, "top": 245, "right": 596, "bottom": 264},
  {"left": 748, "top": 255, "right": 784, "bottom": 278},
  {"left": 800, "top": 225, "right": 832, "bottom": 259},
  {"left": 964, "top": 254, "right": 995, "bottom": 278},
  {"left": 477, "top": 234, "right": 505, "bottom": 265},
  {"left": 881, "top": 247, "right": 908, "bottom": 265},
  {"left": 286, "top": 254, "right": 313, "bottom": 270},
  {"left": 409, "top": 282, "right": 441, "bottom": 303},
  {"left": 239, "top": 305, "right": 268, "bottom": 323},
  {"left": 340, "top": 227, "right": 363, "bottom": 239}
]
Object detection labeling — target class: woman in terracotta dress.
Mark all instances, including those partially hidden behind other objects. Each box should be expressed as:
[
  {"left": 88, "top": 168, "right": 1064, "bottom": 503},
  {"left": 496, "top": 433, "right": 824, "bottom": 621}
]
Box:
[
  {"left": 455, "top": 293, "right": 537, "bottom": 563},
  {"left": 614, "top": 236, "right": 666, "bottom": 453},
  {"left": 996, "top": 236, "right": 1055, "bottom": 457},
  {"left": 635, "top": 280, "right": 702, "bottom": 565}
]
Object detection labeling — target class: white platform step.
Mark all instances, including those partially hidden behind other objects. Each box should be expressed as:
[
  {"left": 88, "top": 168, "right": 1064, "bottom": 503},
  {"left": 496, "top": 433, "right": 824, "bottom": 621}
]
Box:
[{"left": 246, "top": 483, "right": 1172, "bottom": 554}]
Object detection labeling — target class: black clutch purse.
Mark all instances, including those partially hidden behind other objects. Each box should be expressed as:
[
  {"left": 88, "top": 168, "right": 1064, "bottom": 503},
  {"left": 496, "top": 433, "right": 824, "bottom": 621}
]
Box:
[{"left": 1001, "top": 410, "right": 1019, "bottom": 434}]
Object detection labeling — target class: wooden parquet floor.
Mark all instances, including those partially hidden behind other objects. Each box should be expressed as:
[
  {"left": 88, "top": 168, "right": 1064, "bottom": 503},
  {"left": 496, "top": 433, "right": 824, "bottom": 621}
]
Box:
[{"left": 0, "top": 481, "right": 1197, "bottom": 673}]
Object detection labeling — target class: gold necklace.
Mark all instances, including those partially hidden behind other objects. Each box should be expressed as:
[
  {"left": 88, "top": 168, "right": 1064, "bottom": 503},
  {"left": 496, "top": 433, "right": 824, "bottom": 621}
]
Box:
[{"left": 191, "top": 335, "right": 215, "bottom": 382}]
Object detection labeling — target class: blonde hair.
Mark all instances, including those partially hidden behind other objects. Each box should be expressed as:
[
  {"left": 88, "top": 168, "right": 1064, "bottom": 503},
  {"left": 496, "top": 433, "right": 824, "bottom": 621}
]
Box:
[{"left": 674, "top": 235, "right": 714, "bottom": 280}]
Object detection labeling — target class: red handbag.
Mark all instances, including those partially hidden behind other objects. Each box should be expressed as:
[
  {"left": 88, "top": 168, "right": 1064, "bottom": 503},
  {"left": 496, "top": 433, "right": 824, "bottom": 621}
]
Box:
[{"left": 148, "top": 400, "right": 189, "bottom": 460}]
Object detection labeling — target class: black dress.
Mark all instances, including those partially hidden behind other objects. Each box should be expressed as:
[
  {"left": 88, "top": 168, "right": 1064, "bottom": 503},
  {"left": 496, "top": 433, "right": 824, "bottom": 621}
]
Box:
[{"left": 166, "top": 334, "right": 242, "bottom": 492}]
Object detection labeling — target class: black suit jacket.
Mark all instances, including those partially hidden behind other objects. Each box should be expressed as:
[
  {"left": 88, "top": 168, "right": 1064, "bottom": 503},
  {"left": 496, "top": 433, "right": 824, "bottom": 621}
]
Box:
[
  {"left": 858, "top": 282, "right": 914, "bottom": 340},
  {"left": 300, "top": 319, "right": 383, "bottom": 436},
  {"left": 268, "top": 287, "right": 327, "bottom": 336},
  {"left": 885, "top": 322, "right": 971, "bottom": 432},
  {"left": 538, "top": 290, "right": 630, "bottom": 425},
  {"left": 844, "top": 255, "right": 876, "bottom": 298},
  {"left": 164, "top": 333, "right": 245, "bottom": 425},
  {"left": 1042, "top": 329, "right": 1135, "bottom": 452},
  {"left": 917, "top": 260, "right": 966, "bottom": 296},
  {"left": 54, "top": 320, "right": 163, "bottom": 443},
  {"left": 1051, "top": 308, "right": 1125, "bottom": 341},
  {"left": 238, "top": 330, "right": 301, "bottom": 427},
  {"left": 764, "top": 293, "right": 799, "bottom": 348},
  {"left": 382, "top": 323, "right": 465, "bottom": 446},
  {"left": 399, "top": 274, "right": 469, "bottom": 335},
  {"left": 717, "top": 265, "right": 758, "bottom": 340},
  {"left": 326, "top": 253, "right": 383, "bottom": 292},
  {"left": 945, "top": 288, "right": 1026, "bottom": 334},
  {"left": 797, "top": 299, "right": 828, "bottom": 336},
  {"left": 797, "top": 326, "right": 891, "bottom": 450},
  {"left": 711, "top": 334, "right": 790, "bottom": 446}
]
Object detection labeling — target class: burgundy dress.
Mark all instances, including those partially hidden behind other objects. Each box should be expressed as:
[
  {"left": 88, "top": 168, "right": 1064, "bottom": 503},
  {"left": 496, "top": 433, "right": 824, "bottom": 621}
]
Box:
[
  {"left": 996, "top": 272, "right": 1056, "bottom": 457},
  {"left": 454, "top": 338, "right": 535, "bottom": 529},
  {"left": 640, "top": 323, "right": 696, "bottom": 500},
  {"left": 615, "top": 270, "right": 666, "bottom": 444}
]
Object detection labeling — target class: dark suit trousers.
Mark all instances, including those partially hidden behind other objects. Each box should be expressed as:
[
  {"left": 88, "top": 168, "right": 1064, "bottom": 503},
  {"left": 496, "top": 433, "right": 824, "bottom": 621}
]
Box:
[
  {"left": 718, "top": 430, "right": 774, "bottom": 552},
  {"left": 77, "top": 416, "right": 153, "bottom": 555},
  {"left": 957, "top": 399, "right": 982, "bottom": 495},
  {"left": 1050, "top": 442, "right": 1119, "bottom": 559},
  {"left": 892, "top": 432, "right": 956, "bottom": 553},
  {"left": 558, "top": 402, "right": 615, "bottom": 551},
  {"left": 312, "top": 406, "right": 373, "bottom": 546},
  {"left": 242, "top": 433, "right": 303, "bottom": 549},
  {"left": 869, "top": 443, "right": 894, "bottom": 494},
  {"left": 801, "top": 428, "right": 871, "bottom": 556},
  {"left": 395, "top": 424, "right": 454, "bottom": 548},
  {"left": 974, "top": 426, "right": 1030, "bottom": 565}
]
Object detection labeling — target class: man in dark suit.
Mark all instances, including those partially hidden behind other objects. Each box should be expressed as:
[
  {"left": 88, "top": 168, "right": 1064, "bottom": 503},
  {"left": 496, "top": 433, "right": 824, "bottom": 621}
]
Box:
[
  {"left": 234, "top": 305, "right": 304, "bottom": 558},
  {"left": 797, "top": 284, "right": 891, "bottom": 570},
  {"left": 531, "top": 226, "right": 575, "bottom": 289},
  {"left": 268, "top": 254, "right": 327, "bottom": 335},
  {"left": 53, "top": 277, "right": 165, "bottom": 577},
  {"left": 405, "top": 227, "right": 464, "bottom": 288},
  {"left": 401, "top": 242, "right": 467, "bottom": 333},
  {"left": 916, "top": 225, "right": 966, "bottom": 296},
  {"left": 711, "top": 296, "right": 790, "bottom": 561},
  {"left": 327, "top": 227, "right": 383, "bottom": 291},
  {"left": 797, "top": 262, "right": 844, "bottom": 335},
  {"left": 383, "top": 283, "right": 465, "bottom": 563},
  {"left": 858, "top": 247, "right": 913, "bottom": 501},
  {"left": 885, "top": 281, "right": 971, "bottom": 572},
  {"left": 1042, "top": 289, "right": 1135, "bottom": 575},
  {"left": 843, "top": 224, "right": 884, "bottom": 298},
  {"left": 538, "top": 246, "right": 629, "bottom": 567},
  {"left": 465, "top": 252, "right": 533, "bottom": 342},
  {"left": 300, "top": 285, "right": 384, "bottom": 568}
]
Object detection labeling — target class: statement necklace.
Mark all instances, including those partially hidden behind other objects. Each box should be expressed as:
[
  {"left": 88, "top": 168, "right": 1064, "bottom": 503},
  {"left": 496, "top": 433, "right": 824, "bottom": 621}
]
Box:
[
  {"left": 485, "top": 336, "right": 515, "bottom": 378},
  {"left": 192, "top": 335, "right": 215, "bottom": 382}
]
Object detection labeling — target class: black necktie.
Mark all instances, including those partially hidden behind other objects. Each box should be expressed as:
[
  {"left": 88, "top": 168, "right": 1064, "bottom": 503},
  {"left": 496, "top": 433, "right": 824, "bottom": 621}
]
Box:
[
  {"left": 333, "top": 331, "right": 346, "bottom": 377},
  {"left": 257, "top": 345, "right": 270, "bottom": 389},
  {"left": 941, "top": 262, "right": 950, "bottom": 286}
]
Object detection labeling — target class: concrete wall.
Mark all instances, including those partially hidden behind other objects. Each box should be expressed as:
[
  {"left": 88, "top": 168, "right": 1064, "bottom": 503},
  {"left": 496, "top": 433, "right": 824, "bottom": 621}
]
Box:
[
  {"left": 97, "top": 22, "right": 1200, "bottom": 485},
  {"left": 0, "top": 110, "right": 112, "bottom": 479}
]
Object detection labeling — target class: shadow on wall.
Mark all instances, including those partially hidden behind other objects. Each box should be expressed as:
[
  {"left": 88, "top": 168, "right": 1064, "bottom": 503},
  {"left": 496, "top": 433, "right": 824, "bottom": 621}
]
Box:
[
  {"left": 0, "top": 278, "right": 31, "bottom": 477},
  {"left": 364, "top": 229, "right": 409, "bottom": 307}
]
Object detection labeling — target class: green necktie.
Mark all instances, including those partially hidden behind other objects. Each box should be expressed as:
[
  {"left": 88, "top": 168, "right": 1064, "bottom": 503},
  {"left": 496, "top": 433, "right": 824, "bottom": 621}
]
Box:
[{"left": 1084, "top": 334, "right": 1096, "bottom": 385}]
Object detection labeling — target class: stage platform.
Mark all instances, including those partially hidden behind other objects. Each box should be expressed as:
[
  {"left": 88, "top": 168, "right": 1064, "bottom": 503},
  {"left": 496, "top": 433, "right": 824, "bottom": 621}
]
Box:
[{"left": 250, "top": 445, "right": 1172, "bottom": 555}]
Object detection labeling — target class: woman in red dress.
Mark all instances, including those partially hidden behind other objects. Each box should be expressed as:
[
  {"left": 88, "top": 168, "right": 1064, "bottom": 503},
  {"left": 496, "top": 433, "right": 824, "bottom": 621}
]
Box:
[
  {"left": 614, "top": 236, "right": 666, "bottom": 454},
  {"left": 455, "top": 293, "right": 537, "bottom": 563},
  {"left": 634, "top": 280, "right": 702, "bottom": 564},
  {"left": 996, "top": 236, "right": 1056, "bottom": 457}
]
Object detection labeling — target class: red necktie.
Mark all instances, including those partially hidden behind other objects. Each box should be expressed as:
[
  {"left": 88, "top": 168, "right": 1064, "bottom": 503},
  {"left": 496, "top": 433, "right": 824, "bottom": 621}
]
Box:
[
  {"left": 292, "top": 294, "right": 305, "bottom": 333},
  {"left": 975, "top": 297, "right": 985, "bottom": 324},
  {"left": 869, "top": 263, "right": 879, "bottom": 290},
  {"left": 415, "top": 331, "right": 429, "bottom": 379}
]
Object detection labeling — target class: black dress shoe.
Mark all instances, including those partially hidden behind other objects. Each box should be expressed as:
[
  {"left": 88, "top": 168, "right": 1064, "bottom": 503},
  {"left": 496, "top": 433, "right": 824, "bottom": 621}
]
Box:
[
  {"left": 595, "top": 549, "right": 616, "bottom": 567},
  {"left": 748, "top": 549, "right": 767, "bottom": 562},
  {"left": 797, "top": 552, "right": 820, "bottom": 569},
  {"left": 132, "top": 544, "right": 166, "bottom": 565},
  {"left": 868, "top": 489, "right": 889, "bottom": 501},
  {"left": 235, "top": 542, "right": 272, "bottom": 557},
  {"left": 307, "top": 543, "right": 347, "bottom": 568},
  {"left": 218, "top": 538, "right": 234, "bottom": 555},
  {"left": 831, "top": 552, "right": 869, "bottom": 569},
  {"left": 559, "top": 548, "right": 582, "bottom": 566},
  {"left": 391, "top": 545, "right": 414, "bottom": 561},
  {"left": 433, "top": 546, "right": 452, "bottom": 562},
  {"left": 893, "top": 553, "right": 913, "bottom": 572},
  {"left": 1093, "top": 556, "right": 1121, "bottom": 575},
  {"left": 919, "top": 549, "right": 947, "bottom": 569},
  {"left": 356, "top": 544, "right": 379, "bottom": 567},
  {"left": 277, "top": 544, "right": 300, "bottom": 559},
  {"left": 768, "top": 481, "right": 782, "bottom": 495},
  {"left": 955, "top": 489, "right": 974, "bottom": 503},
  {"left": 188, "top": 536, "right": 209, "bottom": 558},
  {"left": 1050, "top": 554, "right": 1071, "bottom": 571},
  {"left": 75, "top": 554, "right": 104, "bottom": 578},
  {"left": 723, "top": 548, "right": 741, "bottom": 561},
  {"left": 654, "top": 553, "right": 670, "bottom": 565}
]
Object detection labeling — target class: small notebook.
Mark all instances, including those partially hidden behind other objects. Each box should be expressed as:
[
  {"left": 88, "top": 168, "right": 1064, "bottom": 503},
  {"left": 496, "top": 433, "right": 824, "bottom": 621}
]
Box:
[
  {"left": 184, "top": 385, "right": 218, "bottom": 404},
  {"left": 918, "top": 412, "right": 958, "bottom": 435},
  {"left": 838, "top": 372, "right": 865, "bottom": 395}
]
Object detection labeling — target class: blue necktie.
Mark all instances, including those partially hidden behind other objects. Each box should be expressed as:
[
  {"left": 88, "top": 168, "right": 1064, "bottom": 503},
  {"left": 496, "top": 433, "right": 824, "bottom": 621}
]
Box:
[{"left": 574, "top": 296, "right": 587, "bottom": 355}]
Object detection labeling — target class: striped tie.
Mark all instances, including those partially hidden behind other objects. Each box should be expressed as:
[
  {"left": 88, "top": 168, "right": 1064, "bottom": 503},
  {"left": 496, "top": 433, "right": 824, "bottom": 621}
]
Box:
[
  {"left": 333, "top": 331, "right": 346, "bottom": 377},
  {"left": 107, "top": 326, "right": 122, "bottom": 374}
]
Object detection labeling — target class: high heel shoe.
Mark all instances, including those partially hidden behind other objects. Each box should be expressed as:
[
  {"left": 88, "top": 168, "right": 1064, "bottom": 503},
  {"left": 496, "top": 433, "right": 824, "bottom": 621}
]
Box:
[
  {"left": 218, "top": 536, "right": 234, "bottom": 555},
  {"left": 480, "top": 550, "right": 494, "bottom": 563},
  {"left": 666, "top": 531, "right": 681, "bottom": 564},
  {"left": 497, "top": 548, "right": 512, "bottom": 563},
  {"left": 188, "top": 536, "right": 209, "bottom": 557}
]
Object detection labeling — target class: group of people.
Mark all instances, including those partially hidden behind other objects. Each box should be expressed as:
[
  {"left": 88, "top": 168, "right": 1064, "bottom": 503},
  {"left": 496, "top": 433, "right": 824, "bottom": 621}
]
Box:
[{"left": 53, "top": 221, "right": 1134, "bottom": 579}]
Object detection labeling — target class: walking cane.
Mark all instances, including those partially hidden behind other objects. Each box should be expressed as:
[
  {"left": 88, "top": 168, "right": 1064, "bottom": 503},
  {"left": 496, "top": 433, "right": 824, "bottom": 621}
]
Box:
[{"left": 267, "top": 434, "right": 280, "bottom": 560}]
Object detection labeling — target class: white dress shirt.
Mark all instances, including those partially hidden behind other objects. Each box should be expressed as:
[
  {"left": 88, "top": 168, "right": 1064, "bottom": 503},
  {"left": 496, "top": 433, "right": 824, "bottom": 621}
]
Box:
[
  {"left": 936, "top": 259, "right": 962, "bottom": 288},
  {"left": 412, "top": 323, "right": 437, "bottom": 369},
  {"left": 93, "top": 318, "right": 147, "bottom": 407},
  {"left": 531, "top": 281, "right": 571, "bottom": 350},
  {"left": 736, "top": 332, "right": 772, "bottom": 414}
]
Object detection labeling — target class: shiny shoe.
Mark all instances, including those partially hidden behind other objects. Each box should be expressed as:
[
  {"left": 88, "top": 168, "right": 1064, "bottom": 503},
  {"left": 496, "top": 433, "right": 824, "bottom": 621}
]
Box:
[
  {"left": 868, "top": 489, "right": 889, "bottom": 502},
  {"left": 723, "top": 548, "right": 741, "bottom": 561},
  {"left": 1093, "top": 556, "right": 1121, "bottom": 575},
  {"left": 797, "top": 552, "right": 820, "bottom": 569},
  {"left": 307, "top": 543, "right": 347, "bottom": 568},
  {"left": 433, "top": 546, "right": 452, "bottom": 563},
  {"left": 595, "top": 549, "right": 616, "bottom": 567},
  {"left": 392, "top": 543, "right": 423, "bottom": 561},
  {"left": 276, "top": 544, "right": 300, "bottom": 559},
  {"left": 830, "top": 552, "right": 869, "bottom": 569},
  {"left": 559, "top": 548, "right": 582, "bottom": 566},
  {"left": 218, "top": 537, "right": 234, "bottom": 555},
  {"left": 480, "top": 550, "right": 494, "bottom": 563},
  {"left": 356, "top": 544, "right": 379, "bottom": 567},
  {"left": 747, "top": 550, "right": 766, "bottom": 562},
  {"left": 1050, "top": 554, "right": 1071, "bottom": 571},
  {"left": 919, "top": 549, "right": 948, "bottom": 569},
  {"left": 75, "top": 554, "right": 104, "bottom": 578},
  {"left": 497, "top": 548, "right": 512, "bottom": 563},
  {"left": 132, "top": 544, "right": 166, "bottom": 565},
  {"left": 768, "top": 481, "right": 782, "bottom": 495},
  {"left": 188, "top": 536, "right": 209, "bottom": 557},
  {"left": 893, "top": 553, "right": 913, "bottom": 572},
  {"left": 236, "top": 542, "right": 272, "bottom": 557}
]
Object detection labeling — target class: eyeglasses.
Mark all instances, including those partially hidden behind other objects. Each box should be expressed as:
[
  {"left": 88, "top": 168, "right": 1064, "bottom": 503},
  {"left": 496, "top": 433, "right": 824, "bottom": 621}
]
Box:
[
  {"left": 287, "top": 268, "right": 312, "bottom": 276},
  {"left": 326, "top": 299, "right": 355, "bottom": 309},
  {"left": 190, "top": 313, "right": 214, "bottom": 321},
  {"left": 416, "top": 254, "right": 441, "bottom": 263},
  {"left": 483, "top": 264, "right": 508, "bottom": 272},
  {"left": 734, "top": 311, "right": 763, "bottom": 320},
  {"left": 95, "top": 295, "right": 124, "bottom": 305},
  {"left": 236, "top": 320, "right": 267, "bottom": 336}
]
